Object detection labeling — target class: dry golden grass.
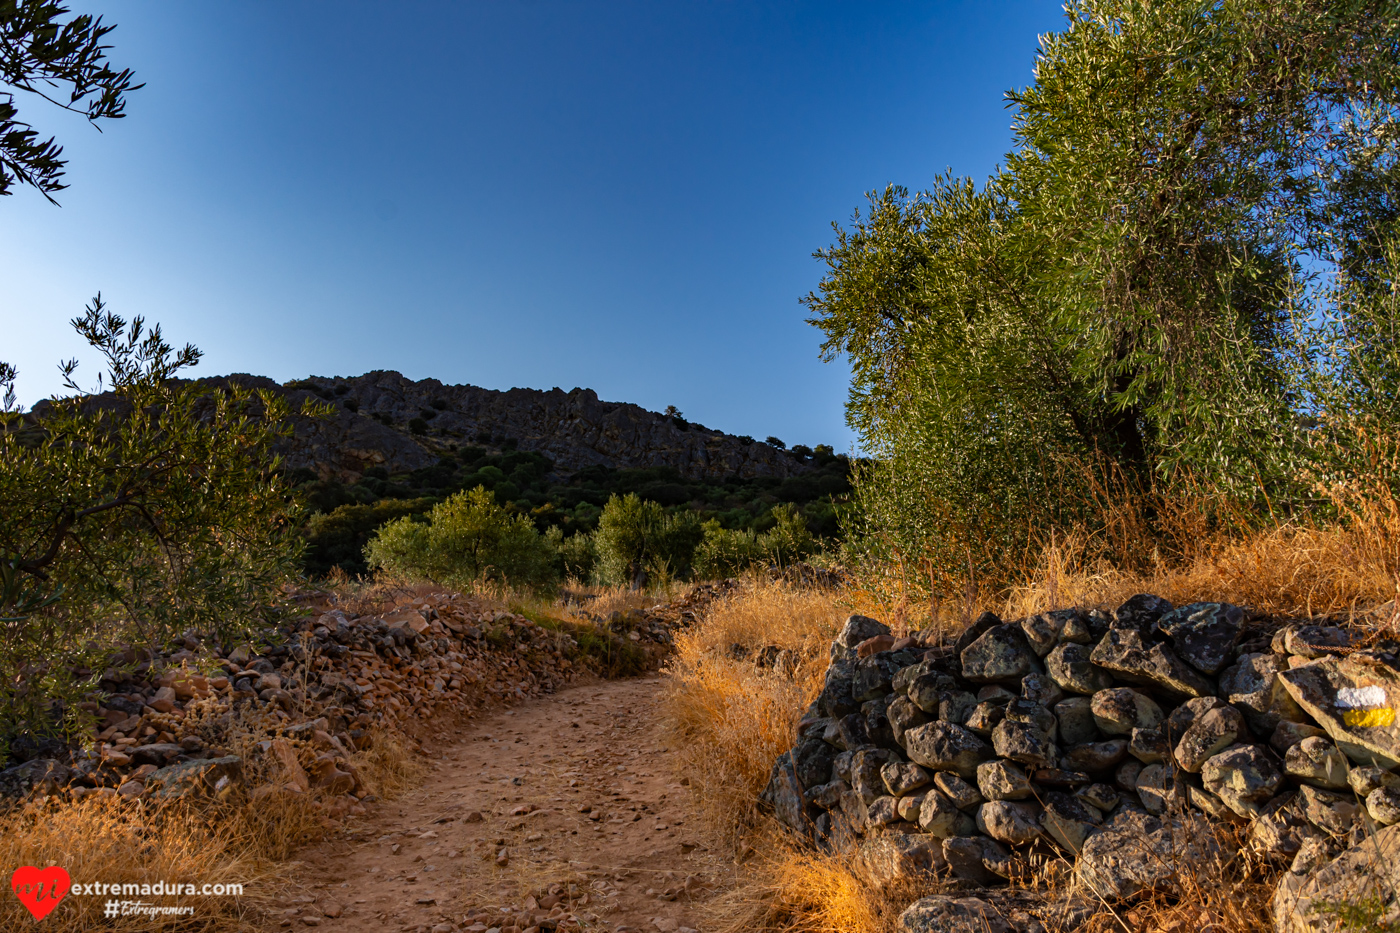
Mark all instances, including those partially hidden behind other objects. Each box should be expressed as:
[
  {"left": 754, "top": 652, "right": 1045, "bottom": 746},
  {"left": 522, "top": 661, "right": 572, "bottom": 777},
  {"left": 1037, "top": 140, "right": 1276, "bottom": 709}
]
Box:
[
  {"left": 663, "top": 578, "right": 847, "bottom": 850},
  {"left": 0, "top": 712, "right": 426, "bottom": 932},
  {"left": 0, "top": 795, "right": 283, "bottom": 931},
  {"left": 702, "top": 832, "right": 891, "bottom": 933}
]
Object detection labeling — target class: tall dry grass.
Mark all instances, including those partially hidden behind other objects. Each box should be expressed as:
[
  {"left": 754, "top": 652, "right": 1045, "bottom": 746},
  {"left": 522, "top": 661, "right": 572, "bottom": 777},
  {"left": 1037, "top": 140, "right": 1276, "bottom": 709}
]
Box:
[{"left": 663, "top": 579, "right": 846, "bottom": 850}]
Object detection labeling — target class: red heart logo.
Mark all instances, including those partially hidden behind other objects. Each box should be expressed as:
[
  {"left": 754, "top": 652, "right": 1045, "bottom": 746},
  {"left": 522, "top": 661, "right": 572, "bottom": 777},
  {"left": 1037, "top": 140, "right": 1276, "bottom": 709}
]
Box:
[{"left": 11, "top": 866, "right": 70, "bottom": 921}]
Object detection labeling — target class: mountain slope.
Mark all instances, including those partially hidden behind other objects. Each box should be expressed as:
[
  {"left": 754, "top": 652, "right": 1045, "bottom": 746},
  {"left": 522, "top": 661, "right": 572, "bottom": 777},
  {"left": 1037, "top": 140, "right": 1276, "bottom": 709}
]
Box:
[{"left": 221, "top": 370, "right": 814, "bottom": 482}]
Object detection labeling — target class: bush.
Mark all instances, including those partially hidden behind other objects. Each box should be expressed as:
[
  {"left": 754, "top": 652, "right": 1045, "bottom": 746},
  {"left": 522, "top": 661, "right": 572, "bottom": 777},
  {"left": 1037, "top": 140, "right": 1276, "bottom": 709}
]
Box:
[
  {"left": 593, "top": 493, "right": 703, "bottom": 588},
  {"left": 765, "top": 436, "right": 785, "bottom": 449},
  {"left": 364, "top": 486, "right": 554, "bottom": 588},
  {"left": 304, "top": 498, "right": 435, "bottom": 577},
  {"left": 693, "top": 505, "right": 819, "bottom": 578},
  {"left": 407, "top": 417, "right": 428, "bottom": 435},
  {"left": 0, "top": 303, "right": 311, "bottom": 755},
  {"left": 545, "top": 526, "right": 596, "bottom": 581}
]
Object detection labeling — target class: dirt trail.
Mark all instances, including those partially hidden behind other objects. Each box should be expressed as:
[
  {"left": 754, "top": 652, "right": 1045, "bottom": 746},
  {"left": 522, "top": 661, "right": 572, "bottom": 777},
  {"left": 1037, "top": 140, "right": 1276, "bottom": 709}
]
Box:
[{"left": 279, "top": 678, "right": 716, "bottom": 933}]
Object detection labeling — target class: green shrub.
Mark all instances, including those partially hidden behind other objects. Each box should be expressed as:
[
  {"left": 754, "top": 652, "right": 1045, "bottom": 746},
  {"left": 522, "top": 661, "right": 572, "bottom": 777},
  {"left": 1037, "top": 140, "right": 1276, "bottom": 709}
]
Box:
[
  {"left": 545, "top": 526, "right": 596, "bottom": 581},
  {"left": 364, "top": 486, "right": 554, "bottom": 588},
  {"left": 304, "top": 497, "right": 435, "bottom": 577},
  {"left": 0, "top": 303, "right": 312, "bottom": 756},
  {"left": 593, "top": 493, "right": 703, "bottom": 588},
  {"left": 693, "top": 504, "right": 819, "bottom": 578},
  {"left": 408, "top": 417, "right": 428, "bottom": 435}
]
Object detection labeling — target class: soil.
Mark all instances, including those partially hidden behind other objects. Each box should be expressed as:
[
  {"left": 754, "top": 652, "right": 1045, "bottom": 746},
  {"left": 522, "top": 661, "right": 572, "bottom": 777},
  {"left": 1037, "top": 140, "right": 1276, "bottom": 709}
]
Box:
[{"left": 281, "top": 677, "right": 718, "bottom": 933}]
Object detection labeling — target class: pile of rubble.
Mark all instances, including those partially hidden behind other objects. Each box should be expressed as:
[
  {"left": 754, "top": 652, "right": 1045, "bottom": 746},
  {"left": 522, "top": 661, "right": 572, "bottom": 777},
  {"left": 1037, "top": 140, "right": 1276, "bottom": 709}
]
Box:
[
  {"left": 762, "top": 594, "right": 1400, "bottom": 932},
  {"left": 0, "top": 591, "right": 613, "bottom": 813}
]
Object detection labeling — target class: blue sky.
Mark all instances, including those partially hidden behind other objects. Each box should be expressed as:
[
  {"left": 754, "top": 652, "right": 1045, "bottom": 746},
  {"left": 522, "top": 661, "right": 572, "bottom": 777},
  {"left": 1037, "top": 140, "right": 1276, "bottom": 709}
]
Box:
[{"left": 3, "top": 1, "right": 1063, "bottom": 451}]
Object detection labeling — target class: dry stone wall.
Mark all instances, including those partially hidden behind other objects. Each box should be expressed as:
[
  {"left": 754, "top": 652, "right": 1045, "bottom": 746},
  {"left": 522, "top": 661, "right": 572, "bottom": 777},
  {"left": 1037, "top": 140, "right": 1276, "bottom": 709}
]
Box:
[{"left": 761, "top": 596, "right": 1400, "bottom": 932}]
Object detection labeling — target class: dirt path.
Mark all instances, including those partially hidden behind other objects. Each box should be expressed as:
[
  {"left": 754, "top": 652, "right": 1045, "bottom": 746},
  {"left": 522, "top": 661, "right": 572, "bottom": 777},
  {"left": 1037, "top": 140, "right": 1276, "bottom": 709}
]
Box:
[{"left": 277, "top": 678, "right": 716, "bottom": 933}]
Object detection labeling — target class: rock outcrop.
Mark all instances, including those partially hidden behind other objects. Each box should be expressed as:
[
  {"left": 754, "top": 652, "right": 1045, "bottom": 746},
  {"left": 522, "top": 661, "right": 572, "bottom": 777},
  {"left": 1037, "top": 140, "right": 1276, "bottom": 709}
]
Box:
[{"left": 209, "top": 371, "right": 814, "bottom": 482}]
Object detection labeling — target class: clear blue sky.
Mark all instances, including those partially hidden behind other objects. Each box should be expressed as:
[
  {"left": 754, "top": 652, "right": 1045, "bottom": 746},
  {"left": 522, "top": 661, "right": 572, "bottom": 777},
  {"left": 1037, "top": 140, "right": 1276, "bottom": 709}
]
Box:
[{"left": 3, "top": 1, "right": 1063, "bottom": 451}]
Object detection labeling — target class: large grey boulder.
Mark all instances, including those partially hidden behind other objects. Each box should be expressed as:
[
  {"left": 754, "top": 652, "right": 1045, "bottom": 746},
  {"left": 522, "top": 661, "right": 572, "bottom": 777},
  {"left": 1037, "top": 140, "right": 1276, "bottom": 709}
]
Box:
[
  {"left": 961, "top": 624, "right": 1042, "bottom": 684},
  {"left": 856, "top": 833, "right": 945, "bottom": 889},
  {"left": 144, "top": 756, "right": 244, "bottom": 800},
  {"left": 0, "top": 759, "right": 71, "bottom": 798},
  {"left": 1090, "top": 624, "right": 1215, "bottom": 699},
  {"left": 1077, "top": 809, "right": 1219, "bottom": 900},
  {"left": 1153, "top": 601, "right": 1243, "bottom": 674},
  {"left": 903, "top": 722, "right": 992, "bottom": 779},
  {"left": 1279, "top": 653, "right": 1400, "bottom": 768}
]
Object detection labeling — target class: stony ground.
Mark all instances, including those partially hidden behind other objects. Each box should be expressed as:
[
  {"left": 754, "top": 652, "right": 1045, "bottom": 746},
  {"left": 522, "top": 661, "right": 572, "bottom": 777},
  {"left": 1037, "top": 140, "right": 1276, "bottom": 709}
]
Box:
[{"left": 279, "top": 678, "right": 716, "bottom": 933}]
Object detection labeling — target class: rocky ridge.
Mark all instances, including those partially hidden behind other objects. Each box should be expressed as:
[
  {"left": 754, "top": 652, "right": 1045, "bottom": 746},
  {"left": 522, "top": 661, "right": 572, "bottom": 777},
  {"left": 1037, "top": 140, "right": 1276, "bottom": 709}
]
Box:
[
  {"left": 208, "top": 371, "right": 813, "bottom": 483},
  {"left": 761, "top": 596, "right": 1400, "bottom": 933}
]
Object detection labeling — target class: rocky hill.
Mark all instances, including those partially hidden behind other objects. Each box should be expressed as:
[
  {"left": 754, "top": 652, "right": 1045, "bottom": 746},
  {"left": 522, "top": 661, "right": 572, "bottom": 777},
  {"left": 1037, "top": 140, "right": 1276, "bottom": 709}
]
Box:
[{"left": 217, "top": 371, "right": 814, "bottom": 483}]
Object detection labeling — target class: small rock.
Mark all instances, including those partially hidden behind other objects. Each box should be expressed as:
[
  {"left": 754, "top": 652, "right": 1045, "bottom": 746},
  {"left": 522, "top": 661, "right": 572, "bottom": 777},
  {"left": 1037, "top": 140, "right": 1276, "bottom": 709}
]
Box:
[
  {"left": 1284, "top": 736, "right": 1350, "bottom": 790},
  {"left": 903, "top": 722, "right": 991, "bottom": 779},
  {"left": 1091, "top": 688, "right": 1164, "bottom": 736},
  {"left": 1054, "top": 696, "right": 1099, "bottom": 745},
  {"left": 881, "top": 761, "right": 931, "bottom": 797},
  {"left": 1135, "top": 763, "right": 1178, "bottom": 814},
  {"left": 917, "top": 788, "right": 968, "bottom": 838},
  {"left": 1020, "top": 672, "right": 1064, "bottom": 707},
  {"left": 977, "top": 760, "right": 1032, "bottom": 801},
  {"left": 1298, "top": 784, "right": 1358, "bottom": 835},
  {"left": 1201, "top": 744, "right": 1283, "bottom": 818},
  {"left": 1045, "top": 643, "right": 1115, "bottom": 696},
  {"left": 1270, "top": 720, "right": 1327, "bottom": 756},
  {"left": 1174, "top": 705, "right": 1248, "bottom": 773},
  {"left": 991, "top": 719, "right": 1058, "bottom": 770},
  {"left": 976, "top": 800, "right": 1043, "bottom": 845},
  {"left": 1368, "top": 787, "right": 1400, "bottom": 826},
  {"left": 1349, "top": 765, "right": 1400, "bottom": 797},
  {"left": 942, "top": 835, "right": 1011, "bottom": 886},
  {"left": 933, "top": 771, "right": 983, "bottom": 810}
]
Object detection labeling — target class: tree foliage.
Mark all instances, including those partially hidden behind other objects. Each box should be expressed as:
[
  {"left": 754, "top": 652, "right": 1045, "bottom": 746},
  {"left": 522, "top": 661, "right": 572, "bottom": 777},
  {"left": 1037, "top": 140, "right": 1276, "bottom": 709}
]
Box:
[
  {"left": 806, "top": 0, "right": 1400, "bottom": 598},
  {"left": 364, "top": 486, "right": 555, "bottom": 588},
  {"left": 0, "top": 0, "right": 141, "bottom": 201},
  {"left": 0, "top": 300, "right": 312, "bottom": 753},
  {"left": 592, "top": 493, "right": 704, "bottom": 588}
]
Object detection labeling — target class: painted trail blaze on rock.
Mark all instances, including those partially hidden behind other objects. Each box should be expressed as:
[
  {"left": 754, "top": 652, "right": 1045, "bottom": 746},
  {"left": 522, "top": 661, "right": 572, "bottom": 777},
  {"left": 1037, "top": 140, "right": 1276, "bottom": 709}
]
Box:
[
  {"left": 1336, "top": 686, "right": 1395, "bottom": 728},
  {"left": 1279, "top": 654, "right": 1400, "bottom": 768}
]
